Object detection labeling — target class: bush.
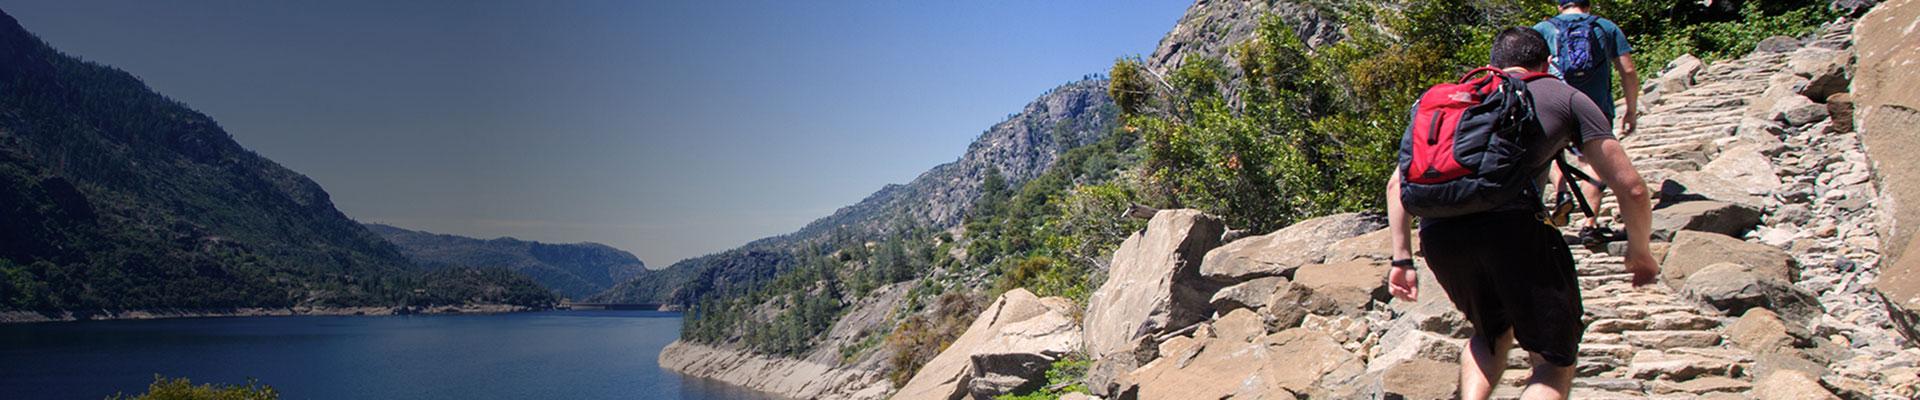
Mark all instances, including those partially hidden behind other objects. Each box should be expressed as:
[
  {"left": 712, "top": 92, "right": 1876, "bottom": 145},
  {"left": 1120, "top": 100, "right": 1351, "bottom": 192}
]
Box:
[{"left": 108, "top": 375, "right": 278, "bottom": 400}]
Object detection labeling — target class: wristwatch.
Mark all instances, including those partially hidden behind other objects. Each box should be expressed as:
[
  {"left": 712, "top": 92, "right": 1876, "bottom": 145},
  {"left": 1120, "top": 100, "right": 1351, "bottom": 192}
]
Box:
[{"left": 1390, "top": 258, "right": 1416, "bottom": 269}]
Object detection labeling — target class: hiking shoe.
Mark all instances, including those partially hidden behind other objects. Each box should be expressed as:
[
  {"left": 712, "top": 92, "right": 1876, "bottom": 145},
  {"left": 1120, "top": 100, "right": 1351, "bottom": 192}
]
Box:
[{"left": 1579, "top": 226, "right": 1623, "bottom": 249}]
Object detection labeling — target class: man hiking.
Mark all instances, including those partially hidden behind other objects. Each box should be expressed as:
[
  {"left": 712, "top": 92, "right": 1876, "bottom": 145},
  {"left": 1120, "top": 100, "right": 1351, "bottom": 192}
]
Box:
[
  {"left": 1536, "top": 0, "right": 1642, "bottom": 246},
  {"left": 1385, "top": 28, "right": 1658, "bottom": 400}
]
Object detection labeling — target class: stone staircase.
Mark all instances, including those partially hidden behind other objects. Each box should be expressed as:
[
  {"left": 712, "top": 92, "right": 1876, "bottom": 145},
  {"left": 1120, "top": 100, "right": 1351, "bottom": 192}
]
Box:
[{"left": 1482, "top": 23, "right": 1918, "bottom": 399}]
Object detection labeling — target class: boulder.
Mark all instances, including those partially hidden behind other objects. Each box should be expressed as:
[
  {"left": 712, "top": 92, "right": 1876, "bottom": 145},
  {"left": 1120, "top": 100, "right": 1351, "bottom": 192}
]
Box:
[
  {"left": 1283, "top": 260, "right": 1391, "bottom": 318},
  {"left": 1208, "top": 276, "right": 1288, "bottom": 314},
  {"left": 1724, "top": 308, "right": 1810, "bottom": 354},
  {"left": 1753, "top": 370, "right": 1841, "bottom": 400},
  {"left": 1770, "top": 94, "right": 1830, "bottom": 128},
  {"left": 1754, "top": 35, "right": 1803, "bottom": 53},
  {"left": 1682, "top": 263, "right": 1822, "bottom": 322},
  {"left": 1123, "top": 328, "right": 1363, "bottom": 399},
  {"left": 1324, "top": 228, "right": 1418, "bottom": 263},
  {"left": 1748, "top": 74, "right": 1811, "bottom": 119},
  {"left": 1662, "top": 230, "right": 1796, "bottom": 289},
  {"left": 1651, "top": 200, "right": 1762, "bottom": 241},
  {"left": 1647, "top": 54, "right": 1704, "bottom": 98},
  {"left": 1701, "top": 143, "right": 1782, "bottom": 191},
  {"left": 893, "top": 289, "right": 1081, "bottom": 400},
  {"left": 1379, "top": 359, "right": 1460, "bottom": 400},
  {"left": 1857, "top": 0, "right": 1920, "bottom": 338},
  {"left": 1660, "top": 171, "right": 1768, "bottom": 210},
  {"left": 1787, "top": 47, "right": 1851, "bottom": 102},
  {"left": 1199, "top": 213, "right": 1383, "bottom": 281},
  {"left": 1210, "top": 308, "right": 1266, "bottom": 343},
  {"left": 1750, "top": 352, "right": 1830, "bottom": 382},
  {"left": 1626, "top": 350, "right": 1740, "bottom": 380},
  {"left": 1083, "top": 209, "right": 1224, "bottom": 360},
  {"left": 1367, "top": 330, "right": 1459, "bottom": 373}
]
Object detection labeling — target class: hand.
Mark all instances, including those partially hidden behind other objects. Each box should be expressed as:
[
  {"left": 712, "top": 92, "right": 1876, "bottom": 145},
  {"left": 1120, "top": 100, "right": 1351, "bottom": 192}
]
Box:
[
  {"left": 1388, "top": 265, "right": 1419, "bottom": 301},
  {"left": 1625, "top": 247, "right": 1659, "bottom": 287},
  {"left": 1620, "top": 107, "right": 1639, "bottom": 137}
]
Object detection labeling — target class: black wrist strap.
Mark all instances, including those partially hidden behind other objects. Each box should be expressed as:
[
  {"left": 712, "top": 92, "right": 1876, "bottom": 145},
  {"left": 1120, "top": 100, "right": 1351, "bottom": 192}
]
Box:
[{"left": 1391, "top": 258, "right": 1415, "bottom": 269}]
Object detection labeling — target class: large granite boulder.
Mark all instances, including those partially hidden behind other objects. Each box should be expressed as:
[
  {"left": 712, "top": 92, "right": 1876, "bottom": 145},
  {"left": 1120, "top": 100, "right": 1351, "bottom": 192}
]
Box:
[
  {"left": 1379, "top": 359, "right": 1461, "bottom": 400},
  {"left": 1725, "top": 308, "right": 1811, "bottom": 354},
  {"left": 1646, "top": 54, "right": 1704, "bottom": 101},
  {"left": 1199, "top": 213, "right": 1383, "bottom": 281},
  {"left": 1083, "top": 209, "right": 1225, "bottom": 360},
  {"left": 1208, "top": 276, "right": 1288, "bottom": 314},
  {"left": 1122, "top": 328, "right": 1364, "bottom": 399},
  {"left": 1660, "top": 171, "right": 1769, "bottom": 210},
  {"left": 1652, "top": 200, "right": 1763, "bottom": 241},
  {"left": 1858, "top": 0, "right": 1920, "bottom": 338},
  {"left": 1282, "top": 260, "right": 1392, "bottom": 318},
  {"left": 1683, "top": 263, "right": 1823, "bottom": 323},
  {"left": 1701, "top": 142, "right": 1782, "bottom": 192},
  {"left": 1771, "top": 94, "right": 1831, "bottom": 128},
  {"left": 1662, "top": 230, "right": 1796, "bottom": 289},
  {"left": 1324, "top": 228, "right": 1419, "bottom": 263},
  {"left": 894, "top": 289, "right": 1081, "bottom": 400},
  {"left": 1787, "top": 47, "right": 1851, "bottom": 102}
]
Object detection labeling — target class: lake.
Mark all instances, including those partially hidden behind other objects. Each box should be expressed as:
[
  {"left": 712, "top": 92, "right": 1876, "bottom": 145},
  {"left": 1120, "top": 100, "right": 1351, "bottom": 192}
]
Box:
[{"left": 0, "top": 311, "right": 776, "bottom": 400}]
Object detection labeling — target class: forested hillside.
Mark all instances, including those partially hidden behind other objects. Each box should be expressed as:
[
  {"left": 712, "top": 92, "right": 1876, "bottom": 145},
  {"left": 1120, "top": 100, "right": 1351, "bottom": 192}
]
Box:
[
  {"left": 654, "top": 0, "right": 1854, "bottom": 398},
  {"left": 368, "top": 224, "right": 648, "bottom": 299},
  {"left": 0, "top": 8, "right": 553, "bottom": 313}
]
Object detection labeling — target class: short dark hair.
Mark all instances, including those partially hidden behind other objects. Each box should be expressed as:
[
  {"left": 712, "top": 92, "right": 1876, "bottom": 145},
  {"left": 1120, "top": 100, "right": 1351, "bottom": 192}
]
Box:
[{"left": 1489, "top": 27, "right": 1550, "bottom": 69}]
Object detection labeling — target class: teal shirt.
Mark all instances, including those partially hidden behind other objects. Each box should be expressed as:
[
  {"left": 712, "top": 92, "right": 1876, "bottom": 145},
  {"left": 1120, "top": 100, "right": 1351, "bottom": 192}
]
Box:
[{"left": 1533, "top": 13, "right": 1632, "bottom": 120}]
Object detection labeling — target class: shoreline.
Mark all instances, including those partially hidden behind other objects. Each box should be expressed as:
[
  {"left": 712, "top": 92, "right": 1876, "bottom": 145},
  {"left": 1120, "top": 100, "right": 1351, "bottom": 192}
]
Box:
[
  {"left": 656, "top": 340, "right": 891, "bottom": 400},
  {"left": 0, "top": 304, "right": 543, "bottom": 324}
]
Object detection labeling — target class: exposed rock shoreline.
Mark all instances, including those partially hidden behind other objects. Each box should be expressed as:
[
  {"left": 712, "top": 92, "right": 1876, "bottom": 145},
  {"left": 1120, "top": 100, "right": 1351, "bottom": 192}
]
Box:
[
  {"left": 657, "top": 340, "right": 891, "bottom": 400},
  {"left": 0, "top": 304, "right": 538, "bottom": 324}
]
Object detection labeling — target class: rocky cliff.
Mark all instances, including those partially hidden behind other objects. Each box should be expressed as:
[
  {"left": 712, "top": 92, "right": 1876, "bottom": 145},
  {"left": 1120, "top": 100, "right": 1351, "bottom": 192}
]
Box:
[
  {"left": 597, "top": 78, "right": 1116, "bottom": 305},
  {"left": 896, "top": 17, "right": 1920, "bottom": 400}
]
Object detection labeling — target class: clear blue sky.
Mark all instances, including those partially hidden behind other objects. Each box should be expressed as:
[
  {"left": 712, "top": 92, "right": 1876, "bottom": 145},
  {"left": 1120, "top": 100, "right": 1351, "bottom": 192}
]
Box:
[{"left": 1, "top": 0, "right": 1189, "bottom": 266}]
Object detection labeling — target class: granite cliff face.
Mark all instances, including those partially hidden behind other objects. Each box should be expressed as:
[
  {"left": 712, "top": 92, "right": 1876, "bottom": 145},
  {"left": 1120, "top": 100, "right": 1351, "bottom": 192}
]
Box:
[
  {"left": 596, "top": 79, "right": 1117, "bottom": 304},
  {"left": 1143, "top": 0, "right": 1340, "bottom": 75},
  {"left": 784, "top": 79, "right": 1118, "bottom": 239},
  {"left": 366, "top": 224, "right": 647, "bottom": 299}
]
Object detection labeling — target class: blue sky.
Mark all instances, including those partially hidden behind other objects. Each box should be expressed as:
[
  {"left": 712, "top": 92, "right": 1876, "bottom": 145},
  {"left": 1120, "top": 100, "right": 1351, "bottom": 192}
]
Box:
[{"left": 1, "top": 0, "right": 1188, "bottom": 266}]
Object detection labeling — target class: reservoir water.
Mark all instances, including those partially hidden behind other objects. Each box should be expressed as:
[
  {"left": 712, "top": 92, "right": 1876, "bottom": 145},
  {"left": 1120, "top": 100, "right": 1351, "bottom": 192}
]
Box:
[{"left": 0, "top": 311, "right": 775, "bottom": 400}]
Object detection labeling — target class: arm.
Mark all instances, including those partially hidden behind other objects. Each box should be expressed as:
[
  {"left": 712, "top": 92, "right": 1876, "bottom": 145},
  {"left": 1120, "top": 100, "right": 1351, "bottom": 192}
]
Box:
[
  {"left": 1614, "top": 54, "right": 1641, "bottom": 136},
  {"left": 1580, "top": 138, "right": 1659, "bottom": 285},
  {"left": 1387, "top": 168, "right": 1418, "bottom": 300}
]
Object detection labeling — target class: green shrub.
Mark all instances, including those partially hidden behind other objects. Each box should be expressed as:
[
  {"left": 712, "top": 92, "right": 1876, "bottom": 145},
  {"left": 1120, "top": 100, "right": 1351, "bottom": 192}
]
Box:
[{"left": 108, "top": 375, "right": 277, "bottom": 400}]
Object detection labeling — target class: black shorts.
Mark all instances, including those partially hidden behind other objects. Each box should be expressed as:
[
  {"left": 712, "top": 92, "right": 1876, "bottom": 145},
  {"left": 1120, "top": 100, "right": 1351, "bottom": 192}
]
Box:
[{"left": 1419, "top": 211, "right": 1584, "bottom": 366}]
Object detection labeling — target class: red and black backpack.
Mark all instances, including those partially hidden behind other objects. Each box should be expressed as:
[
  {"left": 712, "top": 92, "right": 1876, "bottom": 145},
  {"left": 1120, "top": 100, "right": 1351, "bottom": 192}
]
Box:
[{"left": 1397, "top": 67, "right": 1558, "bottom": 218}]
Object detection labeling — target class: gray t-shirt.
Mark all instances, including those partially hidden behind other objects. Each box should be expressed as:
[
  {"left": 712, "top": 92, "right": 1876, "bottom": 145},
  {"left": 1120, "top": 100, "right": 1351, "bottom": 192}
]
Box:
[{"left": 1404, "top": 73, "right": 1615, "bottom": 217}]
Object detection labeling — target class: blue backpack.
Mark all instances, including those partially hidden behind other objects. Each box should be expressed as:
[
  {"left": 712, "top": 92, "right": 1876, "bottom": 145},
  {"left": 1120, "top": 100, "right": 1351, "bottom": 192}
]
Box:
[{"left": 1549, "top": 15, "right": 1610, "bottom": 84}]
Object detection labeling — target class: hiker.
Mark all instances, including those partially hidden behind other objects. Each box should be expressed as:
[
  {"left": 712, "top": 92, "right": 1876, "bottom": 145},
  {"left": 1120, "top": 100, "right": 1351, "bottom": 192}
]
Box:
[
  {"left": 1384, "top": 28, "right": 1659, "bottom": 400},
  {"left": 1536, "top": 0, "right": 1642, "bottom": 246}
]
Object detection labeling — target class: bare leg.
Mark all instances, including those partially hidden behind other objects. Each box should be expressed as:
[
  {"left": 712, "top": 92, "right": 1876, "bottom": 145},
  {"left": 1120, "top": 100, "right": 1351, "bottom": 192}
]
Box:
[
  {"left": 1576, "top": 156, "right": 1605, "bottom": 228},
  {"left": 1460, "top": 329, "right": 1516, "bottom": 400},
  {"left": 1520, "top": 352, "right": 1575, "bottom": 400}
]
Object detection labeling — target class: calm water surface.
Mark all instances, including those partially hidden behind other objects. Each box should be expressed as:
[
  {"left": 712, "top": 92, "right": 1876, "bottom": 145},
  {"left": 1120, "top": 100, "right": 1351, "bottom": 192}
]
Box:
[{"left": 0, "top": 311, "right": 776, "bottom": 400}]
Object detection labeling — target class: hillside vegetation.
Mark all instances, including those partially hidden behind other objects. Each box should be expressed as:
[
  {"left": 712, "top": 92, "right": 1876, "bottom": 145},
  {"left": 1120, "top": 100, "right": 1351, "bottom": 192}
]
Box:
[
  {"left": 0, "top": 9, "right": 554, "bottom": 313},
  {"left": 658, "top": 0, "right": 1848, "bottom": 397},
  {"left": 367, "top": 224, "right": 648, "bottom": 300}
]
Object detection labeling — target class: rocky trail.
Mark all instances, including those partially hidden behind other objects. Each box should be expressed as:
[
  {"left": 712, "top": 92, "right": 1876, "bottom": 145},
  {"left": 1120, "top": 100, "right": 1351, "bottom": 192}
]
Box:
[{"left": 890, "top": 17, "right": 1920, "bottom": 400}]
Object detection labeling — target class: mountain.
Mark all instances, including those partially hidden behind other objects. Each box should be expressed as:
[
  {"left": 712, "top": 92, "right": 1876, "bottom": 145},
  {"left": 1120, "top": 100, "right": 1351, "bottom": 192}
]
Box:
[
  {"left": 366, "top": 224, "right": 647, "bottom": 299},
  {"left": 0, "top": 8, "right": 549, "bottom": 311},
  {"left": 593, "top": 78, "right": 1118, "bottom": 304}
]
